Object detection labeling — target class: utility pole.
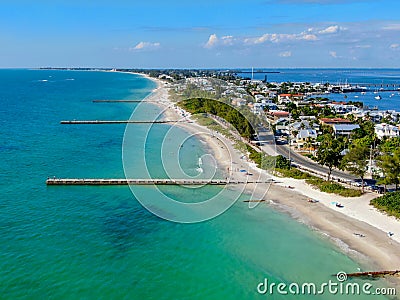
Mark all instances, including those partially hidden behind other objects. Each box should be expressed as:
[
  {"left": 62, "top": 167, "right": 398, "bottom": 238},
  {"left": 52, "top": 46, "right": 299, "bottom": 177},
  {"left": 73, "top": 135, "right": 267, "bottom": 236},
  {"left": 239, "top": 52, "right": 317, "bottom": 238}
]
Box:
[
  {"left": 369, "top": 144, "right": 373, "bottom": 178},
  {"left": 288, "top": 113, "right": 291, "bottom": 169}
]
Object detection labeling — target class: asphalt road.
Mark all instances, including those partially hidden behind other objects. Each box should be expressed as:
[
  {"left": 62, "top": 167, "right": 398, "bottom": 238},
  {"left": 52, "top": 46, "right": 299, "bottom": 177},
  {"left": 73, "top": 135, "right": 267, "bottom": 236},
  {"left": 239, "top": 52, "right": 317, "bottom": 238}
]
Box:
[
  {"left": 257, "top": 128, "right": 358, "bottom": 182},
  {"left": 274, "top": 144, "right": 357, "bottom": 182}
]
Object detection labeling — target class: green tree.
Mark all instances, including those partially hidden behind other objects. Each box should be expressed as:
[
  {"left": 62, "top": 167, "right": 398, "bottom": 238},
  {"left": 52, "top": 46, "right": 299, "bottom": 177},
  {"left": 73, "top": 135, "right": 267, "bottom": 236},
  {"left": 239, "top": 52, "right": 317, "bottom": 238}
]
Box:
[
  {"left": 342, "top": 144, "right": 370, "bottom": 192},
  {"left": 275, "top": 155, "right": 291, "bottom": 169},
  {"left": 377, "top": 147, "right": 400, "bottom": 191},
  {"left": 304, "top": 137, "right": 316, "bottom": 153},
  {"left": 316, "top": 134, "right": 343, "bottom": 181},
  {"left": 379, "top": 137, "right": 400, "bottom": 154}
]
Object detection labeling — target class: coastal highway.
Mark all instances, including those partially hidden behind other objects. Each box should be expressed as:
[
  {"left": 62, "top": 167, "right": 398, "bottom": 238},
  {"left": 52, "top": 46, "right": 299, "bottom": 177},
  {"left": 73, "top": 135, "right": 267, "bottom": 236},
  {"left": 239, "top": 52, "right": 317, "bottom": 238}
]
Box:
[
  {"left": 273, "top": 144, "right": 356, "bottom": 182},
  {"left": 257, "top": 128, "right": 358, "bottom": 182}
]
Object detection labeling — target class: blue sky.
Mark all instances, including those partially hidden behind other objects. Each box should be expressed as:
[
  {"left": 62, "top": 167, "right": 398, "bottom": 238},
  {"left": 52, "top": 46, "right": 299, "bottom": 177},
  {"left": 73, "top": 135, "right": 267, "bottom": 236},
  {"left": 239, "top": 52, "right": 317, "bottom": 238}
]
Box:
[{"left": 1, "top": 0, "right": 400, "bottom": 68}]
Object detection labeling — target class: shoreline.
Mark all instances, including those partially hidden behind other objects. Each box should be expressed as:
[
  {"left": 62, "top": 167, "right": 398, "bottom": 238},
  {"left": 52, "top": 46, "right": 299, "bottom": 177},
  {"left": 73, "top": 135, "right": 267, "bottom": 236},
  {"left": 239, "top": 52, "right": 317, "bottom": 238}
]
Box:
[{"left": 133, "top": 72, "right": 400, "bottom": 274}]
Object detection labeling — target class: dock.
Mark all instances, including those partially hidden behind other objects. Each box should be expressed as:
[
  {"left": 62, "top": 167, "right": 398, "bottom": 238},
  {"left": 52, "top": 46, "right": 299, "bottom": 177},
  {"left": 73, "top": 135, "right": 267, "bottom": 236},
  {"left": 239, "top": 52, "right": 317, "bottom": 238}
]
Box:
[
  {"left": 46, "top": 178, "right": 274, "bottom": 186},
  {"left": 93, "top": 100, "right": 154, "bottom": 103},
  {"left": 343, "top": 270, "right": 400, "bottom": 278},
  {"left": 60, "top": 120, "right": 182, "bottom": 124}
]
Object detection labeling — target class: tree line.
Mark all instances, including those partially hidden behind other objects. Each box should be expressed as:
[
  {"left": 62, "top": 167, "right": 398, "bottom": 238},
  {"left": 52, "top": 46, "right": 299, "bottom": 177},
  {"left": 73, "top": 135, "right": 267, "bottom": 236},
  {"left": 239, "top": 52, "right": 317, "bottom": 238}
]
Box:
[{"left": 178, "top": 98, "right": 255, "bottom": 139}]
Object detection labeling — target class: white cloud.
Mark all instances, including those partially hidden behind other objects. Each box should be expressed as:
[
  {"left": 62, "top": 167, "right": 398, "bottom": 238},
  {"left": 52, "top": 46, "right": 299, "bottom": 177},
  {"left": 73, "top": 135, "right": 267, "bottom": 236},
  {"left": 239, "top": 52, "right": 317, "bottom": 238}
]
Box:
[
  {"left": 329, "top": 51, "right": 337, "bottom": 58},
  {"left": 279, "top": 51, "right": 292, "bottom": 57},
  {"left": 383, "top": 24, "right": 400, "bottom": 31},
  {"left": 390, "top": 43, "right": 399, "bottom": 50},
  {"left": 221, "top": 35, "right": 234, "bottom": 46},
  {"left": 245, "top": 31, "right": 317, "bottom": 44},
  {"left": 204, "top": 34, "right": 219, "bottom": 48},
  {"left": 318, "top": 25, "right": 340, "bottom": 34},
  {"left": 302, "top": 34, "right": 318, "bottom": 41},
  {"left": 353, "top": 44, "right": 371, "bottom": 49},
  {"left": 131, "top": 41, "right": 160, "bottom": 51}
]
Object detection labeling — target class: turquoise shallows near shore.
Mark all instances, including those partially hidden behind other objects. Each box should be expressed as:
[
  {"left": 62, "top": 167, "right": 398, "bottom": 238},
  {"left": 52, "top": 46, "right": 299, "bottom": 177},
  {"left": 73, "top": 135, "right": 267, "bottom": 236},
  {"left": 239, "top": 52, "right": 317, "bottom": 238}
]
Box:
[{"left": 0, "top": 69, "right": 390, "bottom": 299}]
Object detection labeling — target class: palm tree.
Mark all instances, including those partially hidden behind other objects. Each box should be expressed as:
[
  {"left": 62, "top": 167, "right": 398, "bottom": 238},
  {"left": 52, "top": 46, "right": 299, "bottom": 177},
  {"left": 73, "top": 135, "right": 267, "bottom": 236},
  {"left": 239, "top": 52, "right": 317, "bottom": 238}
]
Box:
[{"left": 305, "top": 137, "right": 316, "bottom": 153}]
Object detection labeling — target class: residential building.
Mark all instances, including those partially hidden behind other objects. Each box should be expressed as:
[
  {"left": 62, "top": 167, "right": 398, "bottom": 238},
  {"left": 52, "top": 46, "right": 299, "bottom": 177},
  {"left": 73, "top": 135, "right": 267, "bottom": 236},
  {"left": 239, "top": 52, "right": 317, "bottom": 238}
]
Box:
[
  {"left": 295, "top": 129, "right": 318, "bottom": 148},
  {"left": 267, "top": 110, "right": 290, "bottom": 122},
  {"left": 277, "top": 93, "right": 304, "bottom": 104},
  {"left": 319, "top": 117, "right": 359, "bottom": 136},
  {"left": 331, "top": 124, "right": 360, "bottom": 136},
  {"left": 375, "top": 123, "right": 400, "bottom": 139}
]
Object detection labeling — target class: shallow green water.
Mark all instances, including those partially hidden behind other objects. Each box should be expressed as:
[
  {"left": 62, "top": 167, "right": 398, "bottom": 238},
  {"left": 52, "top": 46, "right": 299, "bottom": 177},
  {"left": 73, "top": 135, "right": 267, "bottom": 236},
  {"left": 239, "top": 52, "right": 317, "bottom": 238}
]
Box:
[{"left": 0, "top": 70, "right": 390, "bottom": 299}]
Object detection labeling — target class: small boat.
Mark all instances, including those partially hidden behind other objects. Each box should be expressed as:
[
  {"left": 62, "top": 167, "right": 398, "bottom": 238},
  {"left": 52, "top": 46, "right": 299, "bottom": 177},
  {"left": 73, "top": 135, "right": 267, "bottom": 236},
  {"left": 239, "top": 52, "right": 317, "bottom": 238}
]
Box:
[
  {"left": 336, "top": 203, "right": 344, "bottom": 208},
  {"left": 374, "top": 95, "right": 382, "bottom": 100},
  {"left": 308, "top": 199, "right": 319, "bottom": 203}
]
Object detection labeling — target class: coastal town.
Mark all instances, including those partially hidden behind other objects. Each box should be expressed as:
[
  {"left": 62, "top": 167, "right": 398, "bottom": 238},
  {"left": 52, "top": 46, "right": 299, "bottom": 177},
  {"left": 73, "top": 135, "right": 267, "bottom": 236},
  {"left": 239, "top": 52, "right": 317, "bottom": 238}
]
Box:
[
  {"left": 6, "top": 0, "right": 400, "bottom": 298},
  {"left": 40, "top": 67, "right": 400, "bottom": 287},
  {"left": 129, "top": 71, "right": 398, "bottom": 178}
]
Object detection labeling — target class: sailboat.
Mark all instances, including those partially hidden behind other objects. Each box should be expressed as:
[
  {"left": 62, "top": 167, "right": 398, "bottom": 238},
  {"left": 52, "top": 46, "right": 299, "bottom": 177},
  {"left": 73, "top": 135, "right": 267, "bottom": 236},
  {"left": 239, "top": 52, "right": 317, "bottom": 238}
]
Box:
[{"left": 374, "top": 88, "right": 381, "bottom": 100}]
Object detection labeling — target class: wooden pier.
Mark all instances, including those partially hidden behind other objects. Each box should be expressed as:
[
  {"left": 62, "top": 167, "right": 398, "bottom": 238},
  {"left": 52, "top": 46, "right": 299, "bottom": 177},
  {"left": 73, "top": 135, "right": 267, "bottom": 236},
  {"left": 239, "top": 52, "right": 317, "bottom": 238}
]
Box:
[
  {"left": 93, "top": 100, "right": 155, "bottom": 103},
  {"left": 46, "top": 178, "right": 274, "bottom": 186},
  {"left": 344, "top": 270, "right": 400, "bottom": 278},
  {"left": 60, "top": 120, "right": 182, "bottom": 124}
]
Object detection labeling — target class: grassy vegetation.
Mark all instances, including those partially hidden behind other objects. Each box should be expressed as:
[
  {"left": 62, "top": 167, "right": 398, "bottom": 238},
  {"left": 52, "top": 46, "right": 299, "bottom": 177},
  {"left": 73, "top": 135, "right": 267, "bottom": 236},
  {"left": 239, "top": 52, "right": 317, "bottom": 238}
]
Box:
[
  {"left": 275, "top": 168, "right": 314, "bottom": 180},
  {"left": 179, "top": 98, "right": 254, "bottom": 139},
  {"left": 371, "top": 191, "right": 400, "bottom": 219},
  {"left": 306, "top": 178, "right": 363, "bottom": 197},
  {"left": 275, "top": 168, "right": 362, "bottom": 197}
]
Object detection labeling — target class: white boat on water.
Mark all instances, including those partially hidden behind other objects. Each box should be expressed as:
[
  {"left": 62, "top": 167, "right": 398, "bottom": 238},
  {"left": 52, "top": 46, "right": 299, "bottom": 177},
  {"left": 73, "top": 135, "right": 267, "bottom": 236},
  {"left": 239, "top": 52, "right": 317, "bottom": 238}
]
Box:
[{"left": 375, "top": 95, "right": 382, "bottom": 100}]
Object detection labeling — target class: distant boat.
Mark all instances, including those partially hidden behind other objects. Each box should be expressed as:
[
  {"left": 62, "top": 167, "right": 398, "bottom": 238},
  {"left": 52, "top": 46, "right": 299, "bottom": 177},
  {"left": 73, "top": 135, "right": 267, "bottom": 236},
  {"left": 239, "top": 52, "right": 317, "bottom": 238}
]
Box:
[{"left": 375, "top": 95, "right": 382, "bottom": 100}]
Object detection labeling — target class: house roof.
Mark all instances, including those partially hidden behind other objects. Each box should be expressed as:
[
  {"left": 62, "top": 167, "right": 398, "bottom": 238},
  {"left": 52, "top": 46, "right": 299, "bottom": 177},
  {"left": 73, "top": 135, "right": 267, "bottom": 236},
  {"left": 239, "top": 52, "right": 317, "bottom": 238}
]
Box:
[
  {"left": 269, "top": 111, "right": 290, "bottom": 117},
  {"left": 375, "top": 123, "right": 399, "bottom": 131},
  {"left": 297, "top": 129, "right": 318, "bottom": 139},
  {"left": 279, "top": 93, "right": 304, "bottom": 97},
  {"left": 332, "top": 124, "right": 360, "bottom": 132},
  {"left": 320, "top": 118, "right": 352, "bottom": 124}
]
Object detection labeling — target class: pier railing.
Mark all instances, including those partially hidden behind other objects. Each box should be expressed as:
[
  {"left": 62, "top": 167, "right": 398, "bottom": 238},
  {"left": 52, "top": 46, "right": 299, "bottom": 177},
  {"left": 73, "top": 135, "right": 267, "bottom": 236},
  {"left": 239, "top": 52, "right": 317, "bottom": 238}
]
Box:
[{"left": 46, "top": 178, "right": 274, "bottom": 186}]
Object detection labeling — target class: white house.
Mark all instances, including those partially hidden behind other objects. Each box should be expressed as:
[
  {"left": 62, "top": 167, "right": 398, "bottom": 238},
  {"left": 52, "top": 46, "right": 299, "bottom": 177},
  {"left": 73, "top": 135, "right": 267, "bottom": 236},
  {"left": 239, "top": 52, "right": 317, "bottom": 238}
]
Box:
[
  {"left": 277, "top": 93, "right": 304, "bottom": 104},
  {"left": 330, "top": 104, "right": 362, "bottom": 115},
  {"left": 295, "top": 129, "right": 318, "bottom": 148},
  {"left": 332, "top": 124, "right": 360, "bottom": 136},
  {"left": 375, "top": 123, "right": 400, "bottom": 139},
  {"left": 231, "top": 98, "right": 247, "bottom": 107}
]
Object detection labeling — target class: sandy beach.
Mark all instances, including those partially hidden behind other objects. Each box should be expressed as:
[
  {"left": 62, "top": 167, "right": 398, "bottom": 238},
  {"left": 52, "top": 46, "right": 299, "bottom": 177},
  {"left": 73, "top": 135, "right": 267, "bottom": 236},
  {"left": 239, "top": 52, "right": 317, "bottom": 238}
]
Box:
[{"left": 136, "top": 73, "right": 400, "bottom": 275}]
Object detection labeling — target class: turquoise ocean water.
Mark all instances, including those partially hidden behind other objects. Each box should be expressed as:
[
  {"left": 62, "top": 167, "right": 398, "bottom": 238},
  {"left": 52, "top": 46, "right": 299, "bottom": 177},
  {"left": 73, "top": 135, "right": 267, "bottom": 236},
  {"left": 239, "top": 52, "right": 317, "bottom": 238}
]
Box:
[{"left": 0, "top": 70, "right": 390, "bottom": 299}]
